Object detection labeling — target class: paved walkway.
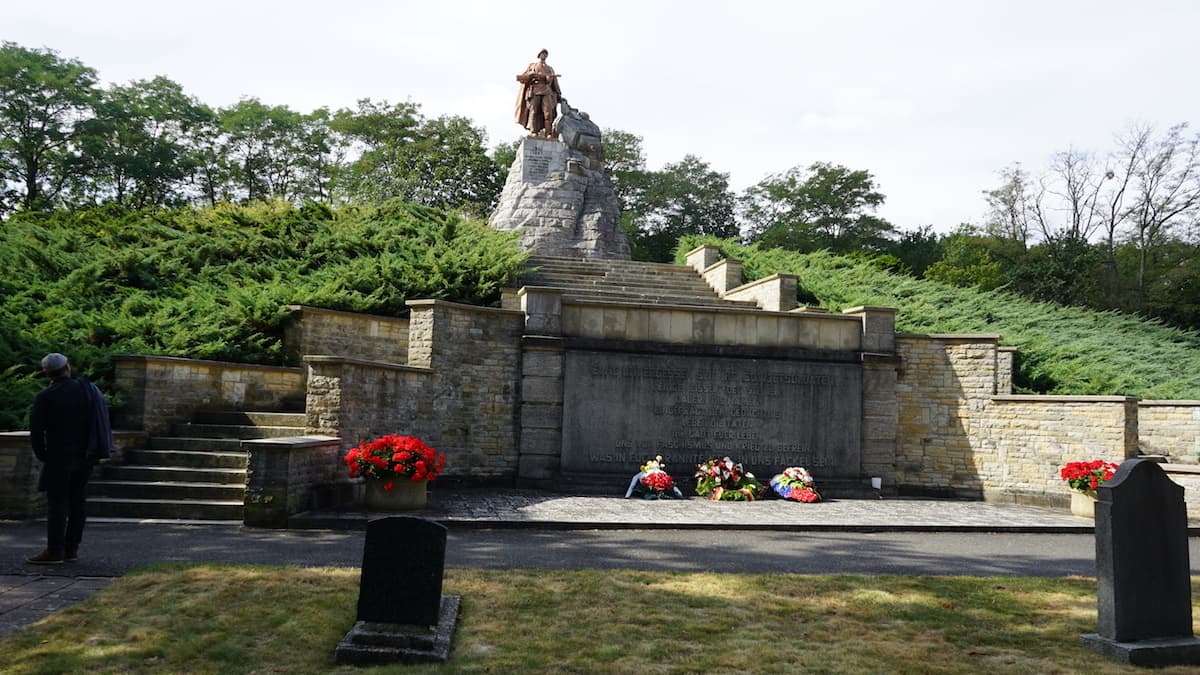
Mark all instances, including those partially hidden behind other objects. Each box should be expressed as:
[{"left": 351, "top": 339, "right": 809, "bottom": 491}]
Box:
[
  {"left": 0, "top": 489, "right": 1105, "bottom": 639},
  {"left": 296, "top": 488, "right": 1096, "bottom": 532}
]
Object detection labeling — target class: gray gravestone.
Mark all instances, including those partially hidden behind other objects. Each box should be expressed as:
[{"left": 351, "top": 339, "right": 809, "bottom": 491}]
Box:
[
  {"left": 357, "top": 516, "right": 445, "bottom": 625},
  {"left": 335, "top": 516, "right": 459, "bottom": 665},
  {"left": 1080, "top": 459, "right": 1200, "bottom": 666}
]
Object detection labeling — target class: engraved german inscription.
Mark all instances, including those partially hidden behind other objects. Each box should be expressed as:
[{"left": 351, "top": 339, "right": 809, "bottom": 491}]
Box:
[{"left": 561, "top": 351, "right": 862, "bottom": 480}]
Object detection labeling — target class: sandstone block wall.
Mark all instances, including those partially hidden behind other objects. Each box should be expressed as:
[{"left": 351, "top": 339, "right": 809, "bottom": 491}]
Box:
[
  {"left": 114, "top": 355, "right": 304, "bottom": 434},
  {"left": 283, "top": 305, "right": 409, "bottom": 365},
  {"left": 0, "top": 431, "right": 41, "bottom": 518},
  {"left": 243, "top": 435, "right": 342, "bottom": 527},
  {"left": 974, "top": 396, "right": 1138, "bottom": 504},
  {"left": 894, "top": 335, "right": 1002, "bottom": 494},
  {"left": 305, "top": 300, "right": 525, "bottom": 482},
  {"left": 0, "top": 430, "right": 145, "bottom": 518},
  {"left": 1138, "top": 401, "right": 1200, "bottom": 463},
  {"left": 559, "top": 298, "right": 863, "bottom": 350},
  {"left": 723, "top": 274, "right": 799, "bottom": 312}
]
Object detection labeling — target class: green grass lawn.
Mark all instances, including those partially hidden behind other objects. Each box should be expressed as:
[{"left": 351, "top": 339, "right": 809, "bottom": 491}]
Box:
[{"left": 2, "top": 565, "right": 1196, "bottom": 674}]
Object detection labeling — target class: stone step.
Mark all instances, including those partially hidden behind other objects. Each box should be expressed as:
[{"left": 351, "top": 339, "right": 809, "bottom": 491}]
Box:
[
  {"left": 148, "top": 437, "right": 248, "bottom": 452},
  {"left": 521, "top": 274, "right": 715, "bottom": 293},
  {"left": 558, "top": 291, "right": 757, "bottom": 308},
  {"left": 528, "top": 255, "right": 696, "bottom": 272},
  {"left": 87, "top": 497, "right": 244, "bottom": 521},
  {"left": 124, "top": 448, "right": 248, "bottom": 469},
  {"left": 101, "top": 464, "right": 247, "bottom": 484},
  {"left": 171, "top": 423, "right": 305, "bottom": 439},
  {"left": 89, "top": 479, "right": 246, "bottom": 501},
  {"left": 192, "top": 410, "right": 306, "bottom": 427}
]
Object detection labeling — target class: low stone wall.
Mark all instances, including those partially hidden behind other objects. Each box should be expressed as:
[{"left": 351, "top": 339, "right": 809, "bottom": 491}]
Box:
[
  {"left": 243, "top": 435, "right": 343, "bottom": 528},
  {"left": 894, "top": 335, "right": 1003, "bottom": 495},
  {"left": 283, "top": 305, "right": 409, "bottom": 365},
  {"left": 723, "top": 274, "right": 798, "bottom": 312},
  {"left": 1139, "top": 401, "right": 1200, "bottom": 463},
  {"left": 114, "top": 355, "right": 304, "bottom": 434},
  {"left": 558, "top": 297, "right": 863, "bottom": 350},
  {"left": 306, "top": 300, "right": 525, "bottom": 483},
  {"left": 0, "top": 430, "right": 146, "bottom": 519},
  {"left": 974, "top": 396, "right": 1138, "bottom": 505}
]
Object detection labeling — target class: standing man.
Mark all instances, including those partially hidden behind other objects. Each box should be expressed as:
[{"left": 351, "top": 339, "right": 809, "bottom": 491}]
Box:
[
  {"left": 515, "top": 48, "right": 562, "bottom": 137},
  {"left": 26, "top": 353, "right": 94, "bottom": 564}
]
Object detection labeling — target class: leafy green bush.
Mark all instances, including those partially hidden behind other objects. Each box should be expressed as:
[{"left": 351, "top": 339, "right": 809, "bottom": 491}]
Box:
[
  {"left": 678, "top": 236, "right": 1200, "bottom": 399},
  {"left": 0, "top": 200, "right": 526, "bottom": 429}
]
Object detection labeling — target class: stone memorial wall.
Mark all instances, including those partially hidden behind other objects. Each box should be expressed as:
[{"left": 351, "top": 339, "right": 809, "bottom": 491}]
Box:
[{"left": 561, "top": 350, "right": 861, "bottom": 481}]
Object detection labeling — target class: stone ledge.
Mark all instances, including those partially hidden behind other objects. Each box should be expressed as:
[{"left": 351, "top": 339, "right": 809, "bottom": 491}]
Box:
[
  {"left": 1161, "top": 463, "right": 1200, "bottom": 475},
  {"left": 405, "top": 299, "right": 524, "bottom": 317},
  {"left": 896, "top": 333, "right": 1003, "bottom": 342},
  {"left": 303, "top": 356, "right": 433, "bottom": 374},
  {"left": 1140, "top": 400, "right": 1200, "bottom": 407},
  {"left": 992, "top": 395, "right": 1140, "bottom": 403},
  {"left": 726, "top": 273, "right": 797, "bottom": 294},
  {"left": 111, "top": 353, "right": 304, "bottom": 374},
  {"left": 241, "top": 435, "right": 339, "bottom": 450},
  {"left": 561, "top": 297, "right": 864, "bottom": 321},
  {"left": 285, "top": 304, "right": 408, "bottom": 321},
  {"left": 843, "top": 306, "right": 898, "bottom": 315}
]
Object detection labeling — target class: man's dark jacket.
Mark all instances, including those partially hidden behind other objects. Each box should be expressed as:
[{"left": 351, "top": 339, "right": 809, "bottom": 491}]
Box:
[{"left": 30, "top": 378, "right": 90, "bottom": 470}]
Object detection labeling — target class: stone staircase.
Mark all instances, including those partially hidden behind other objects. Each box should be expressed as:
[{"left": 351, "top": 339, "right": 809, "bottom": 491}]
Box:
[
  {"left": 517, "top": 255, "right": 758, "bottom": 308},
  {"left": 89, "top": 410, "right": 305, "bottom": 523}
]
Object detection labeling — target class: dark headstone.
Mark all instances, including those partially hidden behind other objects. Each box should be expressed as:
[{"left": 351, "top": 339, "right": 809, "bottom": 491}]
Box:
[
  {"left": 336, "top": 516, "right": 459, "bottom": 665},
  {"left": 356, "top": 516, "right": 445, "bottom": 626},
  {"left": 1080, "top": 459, "right": 1200, "bottom": 666}
]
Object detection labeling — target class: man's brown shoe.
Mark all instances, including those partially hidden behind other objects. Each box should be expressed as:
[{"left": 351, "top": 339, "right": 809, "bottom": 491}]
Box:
[
  {"left": 64, "top": 549, "right": 79, "bottom": 562},
  {"left": 25, "top": 549, "right": 64, "bottom": 565}
]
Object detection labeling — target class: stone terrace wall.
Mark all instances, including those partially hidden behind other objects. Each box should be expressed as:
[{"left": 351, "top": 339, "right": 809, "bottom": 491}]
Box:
[
  {"left": 0, "top": 430, "right": 145, "bottom": 518},
  {"left": 306, "top": 300, "right": 525, "bottom": 482},
  {"left": 894, "top": 335, "right": 1003, "bottom": 495},
  {"left": 974, "top": 396, "right": 1138, "bottom": 505},
  {"left": 1139, "top": 401, "right": 1200, "bottom": 463},
  {"left": 114, "top": 355, "right": 304, "bottom": 435},
  {"left": 283, "top": 305, "right": 409, "bottom": 365}
]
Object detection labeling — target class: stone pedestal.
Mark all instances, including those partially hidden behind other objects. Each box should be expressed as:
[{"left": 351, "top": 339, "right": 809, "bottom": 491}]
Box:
[
  {"left": 488, "top": 135, "right": 629, "bottom": 259},
  {"left": 364, "top": 478, "right": 428, "bottom": 511},
  {"left": 1069, "top": 491, "right": 1095, "bottom": 518}
]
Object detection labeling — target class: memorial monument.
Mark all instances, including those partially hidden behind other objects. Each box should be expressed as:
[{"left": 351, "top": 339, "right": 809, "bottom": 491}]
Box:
[{"left": 488, "top": 49, "right": 631, "bottom": 259}]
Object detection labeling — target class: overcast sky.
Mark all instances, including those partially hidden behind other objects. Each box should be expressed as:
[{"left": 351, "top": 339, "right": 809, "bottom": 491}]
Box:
[{"left": 8, "top": 0, "right": 1199, "bottom": 232}]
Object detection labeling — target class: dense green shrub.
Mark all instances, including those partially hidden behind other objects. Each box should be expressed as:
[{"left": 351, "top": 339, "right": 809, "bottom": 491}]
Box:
[
  {"left": 678, "top": 236, "right": 1200, "bottom": 399},
  {"left": 0, "top": 200, "right": 526, "bottom": 429}
]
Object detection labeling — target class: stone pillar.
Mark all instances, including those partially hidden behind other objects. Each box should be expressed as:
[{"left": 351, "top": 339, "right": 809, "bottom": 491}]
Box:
[
  {"left": 996, "top": 346, "right": 1017, "bottom": 395},
  {"left": 860, "top": 354, "right": 900, "bottom": 491},
  {"left": 685, "top": 245, "right": 723, "bottom": 274},
  {"left": 518, "top": 337, "right": 565, "bottom": 489},
  {"left": 519, "top": 288, "right": 563, "bottom": 336},
  {"left": 843, "top": 306, "right": 896, "bottom": 354}
]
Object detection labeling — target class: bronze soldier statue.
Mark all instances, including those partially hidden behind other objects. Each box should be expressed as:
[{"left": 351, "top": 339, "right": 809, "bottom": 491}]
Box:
[{"left": 514, "top": 48, "right": 562, "bottom": 137}]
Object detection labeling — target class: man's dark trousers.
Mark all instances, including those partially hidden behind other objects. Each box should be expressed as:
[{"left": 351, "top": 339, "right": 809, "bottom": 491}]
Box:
[{"left": 44, "top": 464, "right": 92, "bottom": 555}]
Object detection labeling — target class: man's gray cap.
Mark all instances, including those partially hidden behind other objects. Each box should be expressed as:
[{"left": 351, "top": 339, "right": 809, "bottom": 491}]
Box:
[{"left": 41, "top": 353, "right": 69, "bottom": 372}]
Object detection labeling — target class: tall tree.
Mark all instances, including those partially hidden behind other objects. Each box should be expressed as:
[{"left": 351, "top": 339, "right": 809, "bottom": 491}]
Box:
[
  {"left": 1124, "top": 123, "right": 1200, "bottom": 306},
  {"left": 333, "top": 100, "right": 501, "bottom": 214},
  {"left": 0, "top": 42, "right": 97, "bottom": 213},
  {"left": 742, "top": 162, "right": 895, "bottom": 253},
  {"left": 72, "top": 76, "right": 210, "bottom": 208},
  {"left": 982, "top": 163, "right": 1033, "bottom": 246},
  {"left": 625, "top": 154, "right": 737, "bottom": 261}
]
